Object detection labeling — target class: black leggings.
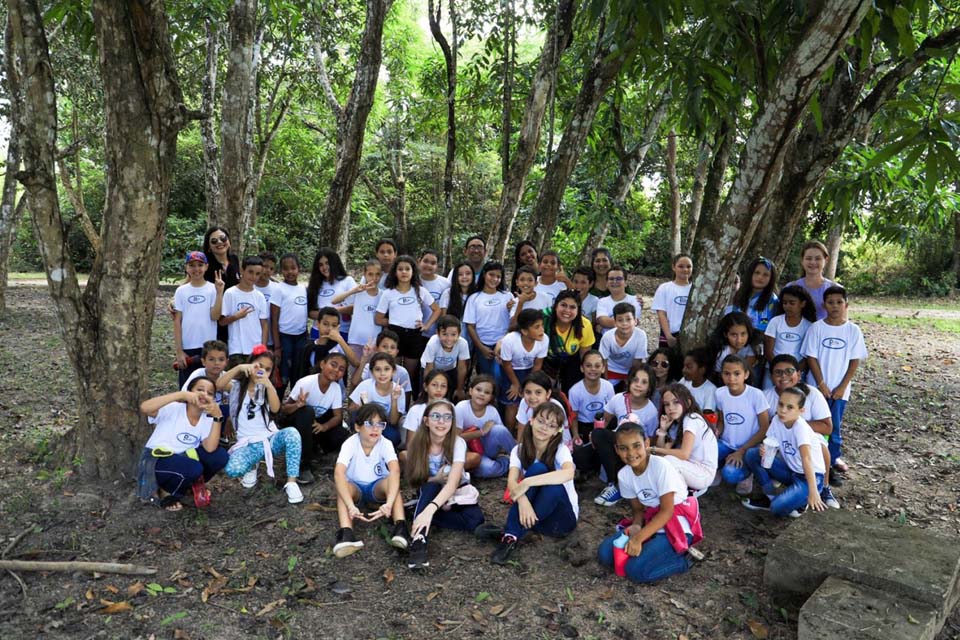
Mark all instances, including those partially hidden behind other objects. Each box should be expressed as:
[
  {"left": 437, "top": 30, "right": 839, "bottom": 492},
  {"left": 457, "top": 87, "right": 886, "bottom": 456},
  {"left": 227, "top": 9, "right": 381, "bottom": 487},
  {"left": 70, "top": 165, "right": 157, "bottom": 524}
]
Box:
[
  {"left": 283, "top": 407, "right": 350, "bottom": 472},
  {"left": 572, "top": 428, "right": 620, "bottom": 482}
]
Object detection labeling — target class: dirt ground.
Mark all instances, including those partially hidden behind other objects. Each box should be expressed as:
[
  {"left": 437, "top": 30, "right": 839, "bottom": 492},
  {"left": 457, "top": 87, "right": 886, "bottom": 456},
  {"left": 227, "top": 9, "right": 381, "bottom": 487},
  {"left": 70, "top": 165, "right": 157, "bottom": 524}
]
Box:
[{"left": 0, "top": 283, "right": 959, "bottom": 640}]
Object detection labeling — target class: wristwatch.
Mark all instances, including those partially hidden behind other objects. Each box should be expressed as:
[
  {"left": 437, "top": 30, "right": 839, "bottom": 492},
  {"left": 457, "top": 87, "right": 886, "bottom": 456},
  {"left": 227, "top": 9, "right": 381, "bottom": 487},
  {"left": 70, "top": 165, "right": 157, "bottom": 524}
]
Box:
[{"left": 211, "top": 416, "right": 223, "bottom": 423}]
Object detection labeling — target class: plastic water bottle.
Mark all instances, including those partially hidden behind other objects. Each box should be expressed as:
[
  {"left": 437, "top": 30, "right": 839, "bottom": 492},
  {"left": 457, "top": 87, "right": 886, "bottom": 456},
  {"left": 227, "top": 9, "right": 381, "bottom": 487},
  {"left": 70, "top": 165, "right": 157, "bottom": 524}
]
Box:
[
  {"left": 593, "top": 412, "right": 605, "bottom": 432},
  {"left": 612, "top": 532, "right": 630, "bottom": 577},
  {"left": 254, "top": 382, "right": 265, "bottom": 406}
]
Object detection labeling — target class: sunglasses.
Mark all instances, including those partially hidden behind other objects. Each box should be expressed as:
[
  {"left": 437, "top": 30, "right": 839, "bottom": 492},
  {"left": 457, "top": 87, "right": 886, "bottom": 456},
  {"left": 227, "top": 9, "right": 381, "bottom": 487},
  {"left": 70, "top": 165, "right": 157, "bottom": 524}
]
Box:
[
  {"left": 209, "top": 235, "right": 228, "bottom": 245},
  {"left": 608, "top": 276, "right": 625, "bottom": 282},
  {"left": 651, "top": 360, "right": 670, "bottom": 368},
  {"left": 428, "top": 412, "right": 454, "bottom": 423}
]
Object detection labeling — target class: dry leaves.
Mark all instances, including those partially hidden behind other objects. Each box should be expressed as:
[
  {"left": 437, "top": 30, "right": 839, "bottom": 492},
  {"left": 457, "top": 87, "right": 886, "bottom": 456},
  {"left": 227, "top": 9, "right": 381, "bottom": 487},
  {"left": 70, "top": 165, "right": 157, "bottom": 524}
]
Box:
[
  {"left": 383, "top": 568, "right": 395, "bottom": 585},
  {"left": 99, "top": 599, "right": 133, "bottom": 614},
  {"left": 127, "top": 582, "right": 145, "bottom": 597},
  {"left": 748, "top": 620, "right": 769, "bottom": 639},
  {"left": 256, "top": 598, "right": 286, "bottom": 617},
  {"left": 426, "top": 590, "right": 441, "bottom": 601}
]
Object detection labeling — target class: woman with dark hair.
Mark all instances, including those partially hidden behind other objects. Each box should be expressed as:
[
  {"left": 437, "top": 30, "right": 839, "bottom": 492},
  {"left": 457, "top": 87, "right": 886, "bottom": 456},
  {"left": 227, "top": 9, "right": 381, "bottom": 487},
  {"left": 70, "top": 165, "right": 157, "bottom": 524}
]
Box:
[
  {"left": 306, "top": 248, "right": 357, "bottom": 340},
  {"left": 203, "top": 226, "right": 240, "bottom": 342},
  {"left": 510, "top": 240, "right": 538, "bottom": 294},
  {"left": 542, "top": 290, "right": 596, "bottom": 392}
]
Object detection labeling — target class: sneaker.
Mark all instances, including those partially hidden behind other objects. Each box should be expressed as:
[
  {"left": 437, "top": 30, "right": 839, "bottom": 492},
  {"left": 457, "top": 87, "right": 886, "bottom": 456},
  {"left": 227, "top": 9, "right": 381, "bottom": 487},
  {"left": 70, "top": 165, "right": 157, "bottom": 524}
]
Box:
[
  {"left": 333, "top": 527, "right": 363, "bottom": 558},
  {"left": 474, "top": 523, "right": 503, "bottom": 542},
  {"left": 833, "top": 457, "right": 850, "bottom": 472},
  {"left": 491, "top": 534, "right": 518, "bottom": 565},
  {"left": 735, "top": 477, "right": 754, "bottom": 496},
  {"left": 240, "top": 469, "right": 258, "bottom": 489},
  {"left": 821, "top": 486, "right": 840, "bottom": 509},
  {"left": 284, "top": 481, "right": 304, "bottom": 504},
  {"left": 788, "top": 507, "right": 805, "bottom": 518},
  {"left": 389, "top": 520, "right": 409, "bottom": 550},
  {"left": 828, "top": 472, "right": 844, "bottom": 487},
  {"left": 407, "top": 533, "right": 429, "bottom": 569},
  {"left": 594, "top": 483, "right": 621, "bottom": 507},
  {"left": 297, "top": 468, "right": 315, "bottom": 485},
  {"left": 742, "top": 495, "right": 772, "bottom": 511}
]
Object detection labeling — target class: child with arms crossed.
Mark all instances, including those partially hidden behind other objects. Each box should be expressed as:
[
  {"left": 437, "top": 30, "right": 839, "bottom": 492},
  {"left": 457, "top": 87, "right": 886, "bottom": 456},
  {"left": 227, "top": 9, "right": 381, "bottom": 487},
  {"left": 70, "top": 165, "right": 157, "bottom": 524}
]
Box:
[
  {"left": 421, "top": 315, "right": 471, "bottom": 401},
  {"left": 599, "top": 302, "right": 648, "bottom": 389}
]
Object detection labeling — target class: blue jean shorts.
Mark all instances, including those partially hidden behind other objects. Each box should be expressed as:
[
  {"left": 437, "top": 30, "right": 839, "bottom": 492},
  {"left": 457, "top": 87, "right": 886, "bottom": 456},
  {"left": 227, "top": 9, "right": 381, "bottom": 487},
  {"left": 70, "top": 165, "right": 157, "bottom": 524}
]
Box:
[{"left": 352, "top": 478, "right": 385, "bottom": 504}]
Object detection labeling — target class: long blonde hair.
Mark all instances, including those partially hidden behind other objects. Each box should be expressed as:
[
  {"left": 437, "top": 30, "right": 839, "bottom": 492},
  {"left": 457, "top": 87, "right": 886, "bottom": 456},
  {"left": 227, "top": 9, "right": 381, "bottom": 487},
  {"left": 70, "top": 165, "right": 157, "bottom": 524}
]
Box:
[{"left": 404, "top": 399, "right": 459, "bottom": 488}]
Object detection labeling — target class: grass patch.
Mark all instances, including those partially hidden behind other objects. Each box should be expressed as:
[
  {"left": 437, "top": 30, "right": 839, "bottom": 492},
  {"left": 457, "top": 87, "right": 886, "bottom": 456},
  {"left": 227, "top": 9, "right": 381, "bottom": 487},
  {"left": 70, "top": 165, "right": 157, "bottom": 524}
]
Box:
[
  {"left": 852, "top": 312, "right": 960, "bottom": 334},
  {"left": 856, "top": 296, "right": 960, "bottom": 312}
]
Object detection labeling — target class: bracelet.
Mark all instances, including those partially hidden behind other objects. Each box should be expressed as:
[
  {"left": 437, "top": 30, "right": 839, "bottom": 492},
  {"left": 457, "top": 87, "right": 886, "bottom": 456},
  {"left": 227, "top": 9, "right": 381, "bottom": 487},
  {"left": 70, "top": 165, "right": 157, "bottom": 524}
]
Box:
[
  {"left": 211, "top": 416, "right": 223, "bottom": 423},
  {"left": 430, "top": 501, "right": 442, "bottom": 511}
]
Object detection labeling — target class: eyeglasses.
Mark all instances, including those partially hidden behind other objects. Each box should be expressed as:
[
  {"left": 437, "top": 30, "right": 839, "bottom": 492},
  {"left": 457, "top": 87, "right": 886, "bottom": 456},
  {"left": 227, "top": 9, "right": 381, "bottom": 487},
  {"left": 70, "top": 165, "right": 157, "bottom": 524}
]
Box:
[
  {"left": 467, "top": 244, "right": 485, "bottom": 251},
  {"left": 428, "top": 412, "right": 454, "bottom": 423},
  {"left": 362, "top": 420, "right": 387, "bottom": 429},
  {"left": 608, "top": 276, "right": 625, "bottom": 282},
  {"left": 772, "top": 368, "right": 797, "bottom": 377},
  {"left": 651, "top": 360, "right": 670, "bottom": 368},
  {"left": 209, "top": 235, "right": 228, "bottom": 245}
]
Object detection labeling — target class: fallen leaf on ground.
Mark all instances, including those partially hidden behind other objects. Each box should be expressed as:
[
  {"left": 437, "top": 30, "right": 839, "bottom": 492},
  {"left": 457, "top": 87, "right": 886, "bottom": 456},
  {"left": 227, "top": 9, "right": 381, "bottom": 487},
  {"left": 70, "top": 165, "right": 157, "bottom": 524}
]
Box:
[
  {"left": 173, "top": 630, "right": 191, "bottom": 640},
  {"left": 104, "top": 585, "right": 119, "bottom": 594},
  {"left": 99, "top": 600, "right": 133, "bottom": 614},
  {"left": 470, "top": 610, "right": 485, "bottom": 624},
  {"left": 383, "top": 568, "right": 395, "bottom": 585},
  {"left": 489, "top": 604, "right": 504, "bottom": 616},
  {"left": 127, "top": 582, "right": 144, "bottom": 597},
  {"left": 85, "top": 589, "right": 94, "bottom": 601},
  {"left": 256, "top": 598, "right": 286, "bottom": 617},
  {"left": 426, "top": 590, "right": 441, "bottom": 601},
  {"left": 748, "top": 620, "right": 769, "bottom": 638}
]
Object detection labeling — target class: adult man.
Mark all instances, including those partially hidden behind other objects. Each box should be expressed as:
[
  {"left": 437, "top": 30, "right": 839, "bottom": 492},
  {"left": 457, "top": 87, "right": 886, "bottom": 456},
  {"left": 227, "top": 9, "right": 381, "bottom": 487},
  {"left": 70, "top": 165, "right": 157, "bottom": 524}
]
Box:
[{"left": 447, "top": 235, "right": 487, "bottom": 281}]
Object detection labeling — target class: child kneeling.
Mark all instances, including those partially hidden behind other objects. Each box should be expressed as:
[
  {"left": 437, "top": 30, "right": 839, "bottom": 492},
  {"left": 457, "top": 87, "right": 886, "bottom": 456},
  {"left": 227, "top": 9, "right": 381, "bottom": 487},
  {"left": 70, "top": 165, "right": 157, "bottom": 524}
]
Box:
[
  {"left": 597, "top": 422, "right": 703, "bottom": 583},
  {"left": 333, "top": 404, "right": 409, "bottom": 558}
]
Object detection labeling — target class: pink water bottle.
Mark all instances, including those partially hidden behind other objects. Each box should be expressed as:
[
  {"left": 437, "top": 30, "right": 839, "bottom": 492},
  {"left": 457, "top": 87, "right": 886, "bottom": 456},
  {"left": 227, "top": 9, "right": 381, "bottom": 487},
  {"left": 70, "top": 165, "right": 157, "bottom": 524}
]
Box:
[{"left": 612, "top": 532, "right": 630, "bottom": 577}]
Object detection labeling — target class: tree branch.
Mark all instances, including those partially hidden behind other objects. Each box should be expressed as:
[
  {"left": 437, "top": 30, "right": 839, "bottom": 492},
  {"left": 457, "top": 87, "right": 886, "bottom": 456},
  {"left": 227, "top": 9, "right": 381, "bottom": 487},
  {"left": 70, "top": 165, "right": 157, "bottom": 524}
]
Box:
[
  {"left": 311, "top": 40, "right": 343, "bottom": 121},
  {"left": 56, "top": 156, "right": 102, "bottom": 254}
]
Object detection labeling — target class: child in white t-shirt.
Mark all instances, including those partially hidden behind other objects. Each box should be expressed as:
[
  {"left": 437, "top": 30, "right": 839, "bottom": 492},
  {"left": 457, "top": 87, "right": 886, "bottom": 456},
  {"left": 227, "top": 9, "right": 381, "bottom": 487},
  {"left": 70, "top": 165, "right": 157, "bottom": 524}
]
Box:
[
  {"left": 742, "top": 386, "right": 827, "bottom": 517},
  {"left": 418, "top": 249, "right": 451, "bottom": 339},
  {"left": 421, "top": 315, "right": 470, "bottom": 401},
  {"left": 599, "top": 302, "right": 647, "bottom": 388},
  {"left": 595, "top": 265, "right": 643, "bottom": 335},
  {"left": 348, "top": 353, "right": 407, "bottom": 448},
  {"left": 715, "top": 355, "right": 770, "bottom": 495},
  {"left": 651, "top": 254, "right": 693, "bottom": 348},
  {"left": 762, "top": 284, "right": 816, "bottom": 388},
  {"left": 332, "top": 259, "right": 383, "bottom": 367},
  {"left": 220, "top": 256, "right": 269, "bottom": 358},
  {"left": 173, "top": 251, "right": 224, "bottom": 387},
  {"left": 535, "top": 251, "right": 573, "bottom": 306},
  {"left": 650, "top": 384, "right": 718, "bottom": 492},
  {"left": 454, "top": 375, "right": 516, "bottom": 478},
  {"left": 271, "top": 253, "right": 309, "bottom": 389},
  {"left": 332, "top": 404, "right": 409, "bottom": 558},
  {"left": 512, "top": 266, "right": 554, "bottom": 314},
  {"left": 571, "top": 267, "right": 600, "bottom": 325},
  {"left": 499, "top": 309, "right": 548, "bottom": 429},
  {"left": 255, "top": 252, "right": 281, "bottom": 348},
  {"left": 679, "top": 347, "right": 717, "bottom": 412},
  {"left": 567, "top": 350, "right": 615, "bottom": 445}
]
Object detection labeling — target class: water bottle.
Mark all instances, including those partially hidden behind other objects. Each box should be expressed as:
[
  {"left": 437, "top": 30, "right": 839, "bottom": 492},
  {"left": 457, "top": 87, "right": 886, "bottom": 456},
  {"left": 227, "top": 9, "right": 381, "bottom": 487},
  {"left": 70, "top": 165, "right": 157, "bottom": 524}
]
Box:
[
  {"left": 593, "top": 412, "right": 605, "bottom": 432},
  {"left": 612, "top": 532, "right": 630, "bottom": 577},
  {"left": 254, "top": 382, "right": 265, "bottom": 406}
]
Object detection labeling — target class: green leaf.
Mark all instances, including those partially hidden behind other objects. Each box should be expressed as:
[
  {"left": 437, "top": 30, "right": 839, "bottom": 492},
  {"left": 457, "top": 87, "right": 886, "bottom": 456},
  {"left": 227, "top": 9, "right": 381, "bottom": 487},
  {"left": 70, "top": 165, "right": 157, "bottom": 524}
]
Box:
[
  {"left": 890, "top": 6, "right": 916, "bottom": 56},
  {"left": 160, "top": 611, "right": 188, "bottom": 626},
  {"left": 809, "top": 92, "right": 823, "bottom": 134},
  {"left": 475, "top": 591, "right": 490, "bottom": 603},
  {"left": 894, "top": 144, "right": 924, "bottom": 182},
  {"left": 55, "top": 596, "right": 75, "bottom": 610},
  {"left": 287, "top": 555, "right": 298, "bottom": 573},
  {"left": 863, "top": 135, "right": 916, "bottom": 170}
]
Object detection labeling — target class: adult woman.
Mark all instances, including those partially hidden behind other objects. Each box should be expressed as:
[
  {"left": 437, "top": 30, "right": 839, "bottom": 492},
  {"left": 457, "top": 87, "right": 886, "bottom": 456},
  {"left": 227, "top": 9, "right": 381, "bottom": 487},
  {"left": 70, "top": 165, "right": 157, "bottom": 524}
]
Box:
[
  {"left": 203, "top": 226, "right": 240, "bottom": 342},
  {"left": 542, "top": 290, "right": 596, "bottom": 392},
  {"left": 589, "top": 248, "right": 614, "bottom": 297},
  {"left": 511, "top": 240, "right": 539, "bottom": 294}
]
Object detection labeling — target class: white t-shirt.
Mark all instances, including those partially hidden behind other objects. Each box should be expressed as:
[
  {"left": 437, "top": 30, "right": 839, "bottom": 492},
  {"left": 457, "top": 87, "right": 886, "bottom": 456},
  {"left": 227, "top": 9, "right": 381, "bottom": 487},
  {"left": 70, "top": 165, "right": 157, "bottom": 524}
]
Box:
[
  {"left": 714, "top": 345, "right": 756, "bottom": 372},
  {"left": 651, "top": 281, "right": 692, "bottom": 334},
  {"left": 222, "top": 287, "right": 269, "bottom": 355},
  {"left": 181, "top": 368, "right": 226, "bottom": 405},
  {"left": 232, "top": 386, "right": 272, "bottom": 441},
  {"left": 715, "top": 386, "right": 769, "bottom": 449},
  {"left": 764, "top": 314, "right": 811, "bottom": 361},
  {"left": 420, "top": 276, "right": 451, "bottom": 336},
  {"left": 376, "top": 286, "right": 435, "bottom": 329},
  {"left": 359, "top": 362, "right": 412, "bottom": 393},
  {"left": 535, "top": 280, "right": 566, "bottom": 306},
  {"left": 335, "top": 432, "right": 398, "bottom": 484},
  {"left": 403, "top": 403, "right": 427, "bottom": 432},
  {"left": 604, "top": 394, "right": 659, "bottom": 437},
  {"left": 145, "top": 402, "right": 213, "bottom": 454},
  {"left": 428, "top": 437, "right": 467, "bottom": 476},
  {"left": 344, "top": 290, "right": 381, "bottom": 346},
  {"left": 271, "top": 282, "right": 309, "bottom": 335},
  {"left": 349, "top": 378, "right": 407, "bottom": 418},
  {"left": 174, "top": 282, "right": 218, "bottom": 350},
  {"left": 617, "top": 455, "right": 691, "bottom": 534},
  {"left": 289, "top": 374, "right": 344, "bottom": 418},
  {"left": 595, "top": 295, "right": 642, "bottom": 335},
  {"left": 764, "top": 386, "right": 830, "bottom": 426},
  {"left": 580, "top": 294, "right": 599, "bottom": 322},
  {"left": 599, "top": 328, "right": 648, "bottom": 375},
  {"left": 315, "top": 277, "right": 358, "bottom": 334},
  {"left": 671, "top": 414, "right": 717, "bottom": 470},
  {"left": 516, "top": 290, "right": 554, "bottom": 313},
  {"left": 802, "top": 320, "right": 868, "bottom": 401},
  {"left": 766, "top": 416, "right": 825, "bottom": 475},
  {"left": 499, "top": 332, "right": 548, "bottom": 371},
  {"left": 255, "top": 281, "right": 280, "bottom": 346},
  {"left": 516, "top": 398, "right": 571, "bottom": 444},
  {"left": 454, "top": 401, "right": 503, "bottom": 431},
  {"left": 420, "top": 334, "right": 470, "bottom": 371},
  {"left": 681, "top": 378, "right": 717, "bottom": 412},
  {"left": 509, "top": 444, "right": 579, "bottom": 518},
  {"left": 462, "top": 290, "right": 515, "bottom": 345},
  {"left": 568, "top": 379, "right": 616, "bottom": 423}
]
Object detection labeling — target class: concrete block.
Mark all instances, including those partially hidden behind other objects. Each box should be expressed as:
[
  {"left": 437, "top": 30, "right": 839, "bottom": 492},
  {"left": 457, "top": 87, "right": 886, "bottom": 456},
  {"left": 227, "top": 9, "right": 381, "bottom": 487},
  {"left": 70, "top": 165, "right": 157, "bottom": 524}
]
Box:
[
  {"left": 763, "top": 509, "right": 960, "bottom": 625},
  {"left": 799, "top": 576, "right": 940, "bottom": 640}
]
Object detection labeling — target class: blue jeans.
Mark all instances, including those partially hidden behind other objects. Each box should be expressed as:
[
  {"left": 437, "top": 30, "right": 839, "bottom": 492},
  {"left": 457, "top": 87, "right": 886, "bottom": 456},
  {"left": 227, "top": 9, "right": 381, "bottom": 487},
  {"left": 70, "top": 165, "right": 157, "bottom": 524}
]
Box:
[
  {"left": 414, "top": 481, "right": 485, "bottom": 533},
  {"left": 598, "top": 532, "right": 693, "bottom": 583},
  {"left": 504, "top": 461, "right": 577, "bottom": 539},
  {"left": 224, "top": 428, "right": 303, "bottom": 479},
  {"left": 279, "top": 332, "right": 308, "bottom": 386},
  {"left": 177, "top": 347, "right": 203, "bottom": 388},
  {"left": 474, "top": 425, "right": 516, "bottom": 478},
  {"left": 717, "top": 440, "right": 750, "bottom": 484},
  {"left": 826, "top": 398, "right": 847, "bottom": 461},
  {"left": 744, "top": 447, "right": 824, "bottom": 517},
  {"left": 154, "top": 446, "right": 228, "bottom": 498}
]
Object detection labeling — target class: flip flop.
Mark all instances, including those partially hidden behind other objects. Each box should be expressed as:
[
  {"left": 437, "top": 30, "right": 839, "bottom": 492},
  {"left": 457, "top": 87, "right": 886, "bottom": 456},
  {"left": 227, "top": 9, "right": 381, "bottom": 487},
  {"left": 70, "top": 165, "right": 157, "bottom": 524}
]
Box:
[{"left": 159, "top": 495, "right": 183, "bottom": 512}]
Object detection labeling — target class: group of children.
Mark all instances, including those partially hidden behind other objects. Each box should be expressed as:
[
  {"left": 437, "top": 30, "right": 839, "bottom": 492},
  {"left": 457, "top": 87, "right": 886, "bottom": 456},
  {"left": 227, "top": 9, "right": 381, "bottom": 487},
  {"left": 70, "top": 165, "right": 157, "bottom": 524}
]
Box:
[{"left": 140, "top": 235, "right": 866, "bottom": 582}]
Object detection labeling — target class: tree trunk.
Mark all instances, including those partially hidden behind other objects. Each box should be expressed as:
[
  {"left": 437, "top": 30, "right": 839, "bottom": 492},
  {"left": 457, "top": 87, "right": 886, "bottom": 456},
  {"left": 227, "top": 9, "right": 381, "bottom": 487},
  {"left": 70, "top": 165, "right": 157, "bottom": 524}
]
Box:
[
  {"left": 500, "top": 0, "right": 514, "bottom": 185},
  {"left": 684, "top": 138, "right": 711, "bottom": 254},
  {"left": 526, "top": 18, "right": 630, "bottom": 252},
  {"left": 824, "top": 224, "right": 841, "bottom": 280},
  {"left": 687, "top": 119, "right": 733, "bottom": 255},
  {"left": 680, "top": 0, "right": 871, "bottom": 349},
  {"left": 666, "top": 130, "right": 681, "bottom": 255},
  {"left": 0, "top": 11, "right": 23, "bottom": 314},
  {"left": 218, "top": 0, "right": 258, "bottom": 255},
  {"left": 11, "top": 0, "right": 190, "bottom": 479},
  {"left": 953, "top": 204, "right": 960, "bottom": 290},
  {"left": 201, "top": 19, "right": 221, "bottom": 224},
  {"left": 317, "top": 0, "right": 392, "bottom": 257},
  {"left": 428, "top": 0, "right": 457, "bottom": 271},
  {"left": 486, "top": 0, "right": 577, "bottom": 263},
  {"left": 579, "top": 93, "right": 669, "bottom": 263}
]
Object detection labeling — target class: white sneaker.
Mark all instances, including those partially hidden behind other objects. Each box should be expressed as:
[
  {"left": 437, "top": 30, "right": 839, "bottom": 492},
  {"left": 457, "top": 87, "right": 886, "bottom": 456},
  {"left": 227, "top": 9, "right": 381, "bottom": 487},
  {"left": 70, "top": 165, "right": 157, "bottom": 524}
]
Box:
[
  {"left": 735, "top": 477, "right": 754, "bottom": 496},
  {"left": 241, "top": 469, "right": 258, "bottom": 489},
  {"left": 284, "top": 481, "right": 304, "bottom": 504}
]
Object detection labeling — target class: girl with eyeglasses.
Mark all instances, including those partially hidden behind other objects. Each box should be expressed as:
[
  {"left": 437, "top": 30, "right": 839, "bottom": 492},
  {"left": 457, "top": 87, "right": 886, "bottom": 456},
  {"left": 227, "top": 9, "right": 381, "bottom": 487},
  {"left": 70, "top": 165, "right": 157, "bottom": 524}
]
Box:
[
  {"left": 218, "top": 346, "right": 304, "bottom": 504},
  {"left": 403, "top": 399, "right": 485, "bottom": 569}
]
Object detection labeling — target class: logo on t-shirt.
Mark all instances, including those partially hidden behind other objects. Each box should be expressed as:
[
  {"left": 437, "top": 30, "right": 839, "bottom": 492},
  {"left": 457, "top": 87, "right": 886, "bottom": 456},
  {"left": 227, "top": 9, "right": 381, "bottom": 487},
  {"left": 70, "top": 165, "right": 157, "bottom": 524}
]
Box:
[
  {"left": 822, "top": 337, "right": 846, "bottom": 350},
  {"left": 674, "top": 296, "right": 688, "bottom": 305},
  {"left": 364, "top": 304, "right": 376, "bottom": 312},
  {"left": 320, "top": 288, "right": 335, "bottom": 297},
  {"left": 639, "top": 489, "right": 656, "bottom": 500},
  {"left": 436, "top": 355, "right": 455, "bottom": 367},
  {"left": 187, "top": 294, "right": 207, "bottom": 304},
  {"left": 237, "top": 301, "right": 255, "bottom": 311},
  {"left": 294, "top": 296, "right": 307, "bottom": 305},
  {"left": 781, "top": 441, "right": 797, "bottom": 458},
  {"left": 312, "top": 405, "right": 330, "bottom": 418},
  {"left": 725, "top": 412, "right": 745, "bottom": 426},
  {"left": 611, "top": 350, "right": 631, "bottom": 362},
  {"left": 781, "top": 332, "right": 801, "bottom": 342},
  {"left": 430, "top": 291, "right": 442, "bottom": 301},
  {"left": 398, "top": 296, "right": 417, "bottom": 306},
  {"left": 374, "top": 462, "right": 385, "bottom": 477},
  {"left": 483, "top": 298, "right": 502, "bottom": 307},
  {"left": 586, "top": 401, "right": 604, "bottom": 412},
  {"left": 176, "top": 432, "right": 201, "bottom": 446}
]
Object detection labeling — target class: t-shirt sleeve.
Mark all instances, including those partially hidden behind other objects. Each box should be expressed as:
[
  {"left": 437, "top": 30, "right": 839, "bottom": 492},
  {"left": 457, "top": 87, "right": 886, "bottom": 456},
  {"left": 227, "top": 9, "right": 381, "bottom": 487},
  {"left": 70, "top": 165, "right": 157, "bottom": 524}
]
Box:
[
  {"left": 330, "top": 385, "right": 344, "bottom": 410},
  {"left": 801, "top": 323, "right": 821, "bottom": 358},
  {"left": 335, "top": 436, "right": 356, "bottom": 467},
  {"left": 173, "top": 286, "right": 187, "bottom": 313},
  {"left": 508, "top": 446, "right": 521, "bottom": 469},
  {"left": 651, "top": 284, "right": 668, "bottom": 311},
  {"left": 807, "top": 389, "right": 830, "bottom": 421},
  {"left": 462, "top": 296, "right": 477, "bottom": 325},
  {"left": 452, "top": 437, "right": 467, "bottom": 464},
  {"left": 580, "top": 319, "right": 596, "bottom": 349},
  {"left": 850, "top": 325, "right": 868, "bottom": 360},
  {"left": 554, "top": 443, "right": 573, "bottom": 469},
  {"left": 751, "top": 388, "right": 769, "bottom": 415},
  {"left": 379, "top": 438, "right": 398, "bottom": 465},
  {"left": 456, "top": 338, "right": 470, "bottom": 360},
  {"left": 533, "top": 336, "right": 549, "bottom": 359},
  {"left": 375, "top": 290, "right": 392, "bottom": 314},
  {"left": 617, "top": 466, "right": 637, "bottom": 499},
  {"left": 257, "top": 292, "right": 269, "bottom": 319},
  {"left": 439, "top": 288, "right": 450, "bottom": 309}
]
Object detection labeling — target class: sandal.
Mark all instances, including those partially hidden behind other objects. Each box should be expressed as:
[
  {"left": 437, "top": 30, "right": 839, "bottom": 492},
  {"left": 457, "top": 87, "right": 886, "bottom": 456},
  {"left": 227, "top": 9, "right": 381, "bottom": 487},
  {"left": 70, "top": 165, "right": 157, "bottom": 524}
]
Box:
[{"left": 159, "top": 495, "right": 183, "bottom": 512}]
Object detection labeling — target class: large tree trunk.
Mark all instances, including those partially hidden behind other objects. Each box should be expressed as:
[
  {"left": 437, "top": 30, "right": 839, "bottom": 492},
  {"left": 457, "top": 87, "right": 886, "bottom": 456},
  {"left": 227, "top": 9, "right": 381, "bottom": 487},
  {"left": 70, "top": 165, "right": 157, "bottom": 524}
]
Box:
[
  {"left": 428, "top": 0, "right": 457, "bottom": 271},
  {"left": 0, "top": 11, "right": 23, "bottom": 314},
  {"left": 11, "top": 0, "right": 190, "bottom": 479},
  {"left": 747, "top": 26, "right": 960, "bottom": 269},
  {"left": 201, "top": 19, "right": 221, "bottom": 223},
  {"left": 666, "top": 130, "right": 681, "bottom": 255},
  {"left": 579, "top": 93, "right": 669, "bottom": 262},
  {"left": 680, "top": 0, "right": 871, "bottom": 349},
  {"left": 526, "top": 18, "right": 630, "bottom": 252},
  {"left": 486, "top": 0, "right": 577, "bottom": 263},
  {"left": 218, "top": 0, "right": 259, "bottom": 255},
  {"left": 316, "top": 0, "right": 392, "bottom": 257}
]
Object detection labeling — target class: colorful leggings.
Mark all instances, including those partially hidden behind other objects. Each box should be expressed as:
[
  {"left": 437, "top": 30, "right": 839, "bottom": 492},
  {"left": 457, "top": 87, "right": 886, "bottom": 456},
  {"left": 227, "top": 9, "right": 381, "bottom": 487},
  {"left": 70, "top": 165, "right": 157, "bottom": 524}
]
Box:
[{"left": 224, "top": 428, "right": 302, "bottom": 479}]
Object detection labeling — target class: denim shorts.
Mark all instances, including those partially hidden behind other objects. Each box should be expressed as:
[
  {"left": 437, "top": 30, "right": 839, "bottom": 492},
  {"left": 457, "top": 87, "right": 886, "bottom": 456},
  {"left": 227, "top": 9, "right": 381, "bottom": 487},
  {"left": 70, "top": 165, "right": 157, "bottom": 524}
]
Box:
[{"left": 351, "top": 478, "right": 385, "bottom": 504}]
